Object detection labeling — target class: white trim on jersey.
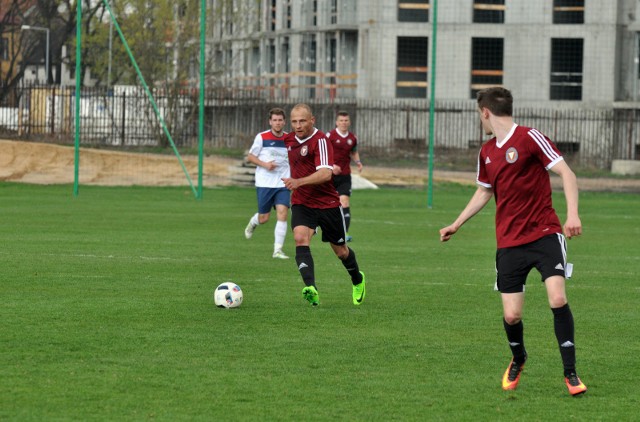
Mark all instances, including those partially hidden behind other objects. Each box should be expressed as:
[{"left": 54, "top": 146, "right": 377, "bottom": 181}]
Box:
[
  {"left": 546, "top": 156, "right": 564, "bottom": 170},
  {"left": 476, "top": 150, "right": 492, "bottom": 188},
  {"left": 317, "top": 137, "right": 330, "bottom": 169},
  {"left": 496, "top": 124, "right": 518, "bottom": 148},
  {"left": 296, "top": 128, "right": 318, "bottom": 144},
  {"left": 528, "top": 128, "right": 561, "bottom": 162}
]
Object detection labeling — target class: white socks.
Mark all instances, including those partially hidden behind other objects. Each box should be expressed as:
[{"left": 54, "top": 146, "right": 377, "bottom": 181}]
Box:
[
  {"left": 274, "top": 220, "right": 287, "bottom": 251},
  {"left": 249, "top": 213, "right": 260, "bottom": 228}
]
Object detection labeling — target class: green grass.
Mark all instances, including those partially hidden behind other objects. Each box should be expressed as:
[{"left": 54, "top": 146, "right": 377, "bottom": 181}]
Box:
[{"left": 1, "top": 183, "right": 638, "bottom": 421}]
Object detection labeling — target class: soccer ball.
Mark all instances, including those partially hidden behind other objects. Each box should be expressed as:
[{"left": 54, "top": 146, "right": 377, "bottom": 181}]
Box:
[{"left": 214, "top": 282, "right": 243, "bottom": 308}]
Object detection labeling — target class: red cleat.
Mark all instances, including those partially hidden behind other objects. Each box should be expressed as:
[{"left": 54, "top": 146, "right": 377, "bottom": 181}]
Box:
[
  {"left": 565, "top": 373, "right": 587, "bottom": 396},
  {"left": 502, "top": 357, "right": 526, "bottom": 391}
]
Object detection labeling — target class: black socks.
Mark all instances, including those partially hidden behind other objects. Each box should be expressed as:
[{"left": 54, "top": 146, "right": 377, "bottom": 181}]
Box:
[
  {"left": 552, "top": 303, "right": 576, "bottom": 375},
  {"left": 295, "top": 246, "right": 315, "bottom": 288},
  {"left": 340, "top": 247, "right": 362, "bottom": 285},
  {"left": 503, "top": 319, "right": 527, "bottom": 364}
]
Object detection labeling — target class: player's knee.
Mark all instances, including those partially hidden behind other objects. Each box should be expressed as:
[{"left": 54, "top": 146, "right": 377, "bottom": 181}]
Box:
[
  {"left": 548, "top": 294, "right": 567, "bottom": 309},
  {"left": 503, "top": 313, "right": 522, "bottom": 325},
  {"left": 258, "top": 214, "right": 270, "bottom": 224},
  {"left": 335, "top": 245, "right": 350, "bottom": 260}
]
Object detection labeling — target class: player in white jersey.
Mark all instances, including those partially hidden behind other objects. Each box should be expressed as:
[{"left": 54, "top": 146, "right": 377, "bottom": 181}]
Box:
[{"left": 244, "top": 108, "right": 291, "bottom": 259}]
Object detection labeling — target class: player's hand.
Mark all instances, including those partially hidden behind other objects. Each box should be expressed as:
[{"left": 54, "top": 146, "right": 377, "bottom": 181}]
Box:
[
  {"left": 264, "top": 161, "right": 277, "bottom": 171},
  {"left": 356, "top": 162, "right": 363, "bottom": 173},
  {"left": 563, "top": 216, "right": 582, "bottom": 239},
  {"left": 282, "top": 177, "right": 299, "bottom": 190},
  {"left": 439, "top": 225, "right": 457, "bottom": 242},
  {"left": 332, "top": 165, "right": 342, "bottom": 175}
]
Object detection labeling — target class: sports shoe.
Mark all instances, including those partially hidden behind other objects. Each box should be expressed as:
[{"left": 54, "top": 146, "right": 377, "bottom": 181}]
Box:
[
  {"left": 502, "top": 355, "right": 527, "bottom": 391},
  {"left": 352, "top": 271, "right": 366, "bottom": 305},
  {"left": 345, "top": 234, "right": 353, "bottom": 242},
  {"left": 565, "top": 372, "right": 587, "bottom": 396},
  {"left": 302, "top": 286, "right": 319, "bottom": 306},
  {"left": 244, "top": 222, "right": 256, "bottom": 239},
  {"left": 272, "top": 250, "right": 289, "bottom": 259}
]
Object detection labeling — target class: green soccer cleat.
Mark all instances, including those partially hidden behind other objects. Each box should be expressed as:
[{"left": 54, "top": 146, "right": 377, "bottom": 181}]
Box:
[
  {"left": 302, "top": 286, "right": 319, "bottom": 306},
  {"left": 352, "top": 271, "right": 366, "bottom": 305}
]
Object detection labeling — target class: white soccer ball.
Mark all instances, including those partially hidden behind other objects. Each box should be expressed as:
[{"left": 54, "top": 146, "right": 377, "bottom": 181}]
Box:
[{"left": 214, "top": 282, "right": 243, "bottom": 308}]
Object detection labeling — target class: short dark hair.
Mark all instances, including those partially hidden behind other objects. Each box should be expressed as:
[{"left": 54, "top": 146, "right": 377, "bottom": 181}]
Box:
[
  {"left": 337, "top": 111, "right": 350, "bottom": 118},
  {"left": 269, "top": 107, "right": 286, "bottom": 119},
  {"left": 477, "top": 87, "right": 513, "bottom": 117}
]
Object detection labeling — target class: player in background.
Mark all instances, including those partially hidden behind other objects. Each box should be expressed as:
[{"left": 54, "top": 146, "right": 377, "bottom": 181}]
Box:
[
  {"left": 244, "top": 107, "right": 291, "bottom": 259},
  {"left": 326, "top": 111, "right": 363, "bottom": 242},
  {"left": 282, "top": 103, "right": 366, "bottom": 306},
  {"left": 439, "top": 87, "right": 587, "bottom": 396}
]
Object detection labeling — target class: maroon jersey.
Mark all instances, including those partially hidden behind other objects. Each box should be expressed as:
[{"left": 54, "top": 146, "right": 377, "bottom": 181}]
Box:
[
  {"left": 327, "top": 129, "right": 358, "bottom": 175},
  {"left": 285, "top": 128, "right": 340, "bottom": 209},
  {"left": 477, "top": 125, "right": 563, "bottom": 248}
]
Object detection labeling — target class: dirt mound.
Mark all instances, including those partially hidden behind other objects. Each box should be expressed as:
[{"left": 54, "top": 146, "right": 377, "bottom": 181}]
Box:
[{"left": 0, "top": 140, "right": 237, "bottom": 186}]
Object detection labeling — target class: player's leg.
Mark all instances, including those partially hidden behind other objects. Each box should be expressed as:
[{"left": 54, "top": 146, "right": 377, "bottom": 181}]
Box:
[
  {"left": 500, "top": 292, "right": 527, "bottom": 390},
  {"left": 335, "top": 175, "right": 353, "bottom": 241},
  {"left": 535, "top": 234, "right": 587, "bottom": 395},
  {"left": 340, "top": 194, "right": 351, "bottom": 241},
  {"left": 245, "top": 188, "right": 272, "bottom": 239},
  {"left": 272, "top": 188, "right": 291, "bottom": 259},
  {"left": 545, "top": 276, "right": 586, "bottom": 395},
  {"left": 538, "top": 234, "right": 587, "bottom": 395},
  {"left": 497, "top": 247, "right": 529, "bottom": 390},
  {"left": 320, "top": 207, "right": 365, "bottom": 305},
  {"left": 291, "top": 205, "right": 319, "bottom": 305}
]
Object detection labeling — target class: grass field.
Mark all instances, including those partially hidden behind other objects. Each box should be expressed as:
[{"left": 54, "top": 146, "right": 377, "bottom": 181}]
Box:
[{"left": 1, "top": 182, "right": 639, "bottom": 421}]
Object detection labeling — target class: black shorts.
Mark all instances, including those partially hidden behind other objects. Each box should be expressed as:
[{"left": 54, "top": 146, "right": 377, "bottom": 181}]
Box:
[
  {"left": 495, "top": 234, "right": 568, "bottom": 294},
  {"left": 333, "top": 175, "right": 352, "bottom": 197},
  {"left": 291, "top": 204, "right": 347, "bottom": 245}
]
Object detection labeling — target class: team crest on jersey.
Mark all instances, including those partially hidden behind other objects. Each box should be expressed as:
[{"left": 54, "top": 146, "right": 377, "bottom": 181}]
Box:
[
  {"left": 347, "top": 139, "right": 353, "bottom": 145},
  {"left": 301, "top": 145, "right": 308, "bottom": 156},
  {"left": 506, "top": 147, "right": 518, "bottom": 164}
]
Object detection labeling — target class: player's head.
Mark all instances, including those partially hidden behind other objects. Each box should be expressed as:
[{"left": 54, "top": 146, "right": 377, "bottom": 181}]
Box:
[
  {"left": 476, "top": 87, "right": 513, "bottom": 117},
  {"left": 268, "top": 107, "right": 286, "bottom": 134},
  {"left": 335, "top": 111, "right": 351, "bottom": 132},
  {"left": 290, "top": 103, "right": 315, "bottom": 139}
]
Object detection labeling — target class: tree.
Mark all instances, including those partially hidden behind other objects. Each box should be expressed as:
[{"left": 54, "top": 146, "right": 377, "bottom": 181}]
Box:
[{"left": 0, "top": 0, "right": 40, "bottom": 104}]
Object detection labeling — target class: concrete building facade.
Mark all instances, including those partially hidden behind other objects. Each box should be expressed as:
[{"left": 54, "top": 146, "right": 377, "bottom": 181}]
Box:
[{"left": 209, "top": 0, "right": 640, "bottom": 106}]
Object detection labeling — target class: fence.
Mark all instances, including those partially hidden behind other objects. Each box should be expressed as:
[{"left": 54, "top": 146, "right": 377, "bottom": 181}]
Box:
[{"left": 0, "top": 84, "right": 638, "bottom": 170}]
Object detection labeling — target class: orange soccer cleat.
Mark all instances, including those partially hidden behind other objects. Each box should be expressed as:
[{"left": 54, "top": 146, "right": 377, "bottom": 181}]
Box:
[
  {"left": 502, "top": 356, "right": 526, "bottom": 391},
  {"left": 565, "top": 373, "right": 587, "bottom": 396}
]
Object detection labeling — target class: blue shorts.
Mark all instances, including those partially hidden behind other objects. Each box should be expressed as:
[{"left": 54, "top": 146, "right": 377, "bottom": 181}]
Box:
[{"left": 257, "top": 187, "right": 291, "bottom": 214}]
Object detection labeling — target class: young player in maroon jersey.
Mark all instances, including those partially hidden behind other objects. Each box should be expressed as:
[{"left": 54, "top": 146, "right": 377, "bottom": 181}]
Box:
[
  {"left": 281, "top": 103, "right": 365, "bottom": 306},
  {"left": 326, "top": 111, "right": 363, "bottom": 242},
  {"left": 439, "top": 87, "right": 587, "bottom": 396}
]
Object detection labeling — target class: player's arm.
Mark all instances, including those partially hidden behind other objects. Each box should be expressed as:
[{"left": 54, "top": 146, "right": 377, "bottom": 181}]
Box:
[
  {"left": 439, "top": 185, "right": 493, "bottom": 242},
  {"left": 351, "top": 150, "right": 363, "bottom": 173},
  {"left": 247, "top": 153, "right": 277, "bottom": 171},
  {"left": 282, "top": 168, "right": 332, "bottom": 190},
  {"left": 550, "top": 160, "right": 582, "bottom": 239}
]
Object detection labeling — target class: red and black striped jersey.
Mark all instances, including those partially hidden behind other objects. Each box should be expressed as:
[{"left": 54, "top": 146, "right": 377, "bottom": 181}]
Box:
[
  {"left": 285, "top": 128, "right": 340, "bottom": 209},
  {"left": 477, "top": 124, "right": 563, "bottom": 248},
  {"left": 326, "top": 129, "right": 358, "bottom": 175}
]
